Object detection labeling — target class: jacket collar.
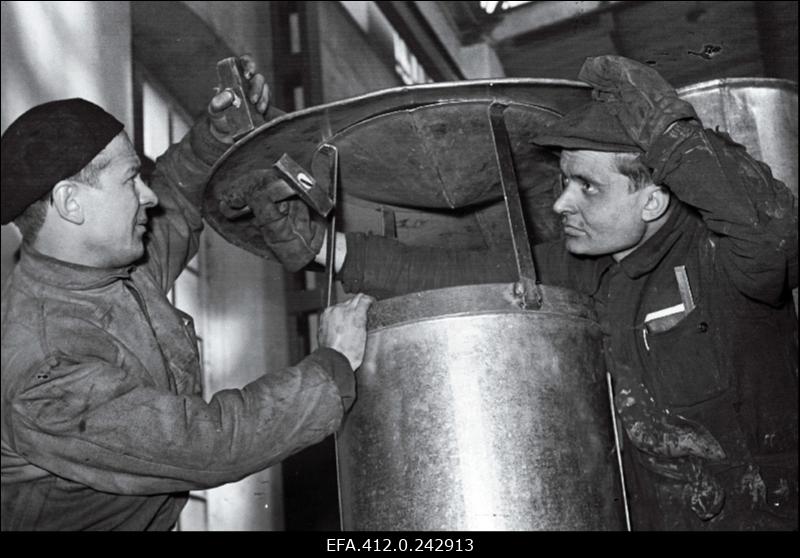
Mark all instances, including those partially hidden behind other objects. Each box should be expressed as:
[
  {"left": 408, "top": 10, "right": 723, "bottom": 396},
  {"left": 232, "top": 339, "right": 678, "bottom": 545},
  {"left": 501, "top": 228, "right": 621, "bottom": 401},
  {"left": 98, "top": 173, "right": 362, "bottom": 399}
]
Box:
[
  {"left": 618, "top": 200, "right": 692, "bottom": 279},
  {"left": 19, "top": 243, "right": 133, "bottom": 290}
]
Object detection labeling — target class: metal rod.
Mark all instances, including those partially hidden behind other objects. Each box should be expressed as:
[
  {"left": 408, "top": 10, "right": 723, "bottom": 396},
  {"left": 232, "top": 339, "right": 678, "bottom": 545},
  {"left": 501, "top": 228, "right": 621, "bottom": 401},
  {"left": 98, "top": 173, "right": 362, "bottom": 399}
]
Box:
[
  {"left": 606, "top": 372, "right": 632, "bottom": 531},
  {"left": 315, "top": 143, "right": 339, "bottom": 308},
  {"left": 487, "top": 102, "right": 542, "bottom": 308},
  {"left": 314, "top": 142, "right": 346, "bottom": 530}
]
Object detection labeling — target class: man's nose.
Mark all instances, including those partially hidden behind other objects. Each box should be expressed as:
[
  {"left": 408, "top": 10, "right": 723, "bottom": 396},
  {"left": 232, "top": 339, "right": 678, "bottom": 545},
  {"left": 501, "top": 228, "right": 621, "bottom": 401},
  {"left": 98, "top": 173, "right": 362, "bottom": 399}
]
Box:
[
  {"left": 552, "top": 186, "right": 575, "bottom": 215},
  {"left": 136, "top": 178, "right": 159, "bottom": 208}
]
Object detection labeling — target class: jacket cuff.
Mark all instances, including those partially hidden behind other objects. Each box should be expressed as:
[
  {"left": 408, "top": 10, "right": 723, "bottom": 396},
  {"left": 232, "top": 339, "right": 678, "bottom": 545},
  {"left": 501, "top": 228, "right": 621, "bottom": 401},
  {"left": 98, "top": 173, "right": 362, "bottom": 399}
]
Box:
[
  {"left": 190, "top": 115, "right": 231, "bottom": 168},
  {"left": 306, "top": 347, "right": 356, "bottom": 412},
  {"left": 643, "top": 120, "right": 701, "bottom": 185}
]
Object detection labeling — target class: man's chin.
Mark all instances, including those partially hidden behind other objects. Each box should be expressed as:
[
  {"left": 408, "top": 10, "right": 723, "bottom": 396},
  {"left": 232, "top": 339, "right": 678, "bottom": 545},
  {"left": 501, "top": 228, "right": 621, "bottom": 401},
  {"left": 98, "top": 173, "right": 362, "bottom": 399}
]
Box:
[
  {"left": 118, "top": 243, "right": 145, "bottom": 267},
  {"left": 563, "top": 238, "right": 590, "bottom": 255}
]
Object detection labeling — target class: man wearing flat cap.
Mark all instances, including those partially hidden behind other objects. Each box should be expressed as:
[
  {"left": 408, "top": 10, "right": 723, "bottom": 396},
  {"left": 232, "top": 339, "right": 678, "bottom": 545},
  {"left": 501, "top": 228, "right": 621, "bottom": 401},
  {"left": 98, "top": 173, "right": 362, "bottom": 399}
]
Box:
[
  {"left": 1, "top": 57, "right": 373, "bottom": 530},
  {"left": 268, "top": 55, "right": 797, "bottom": 530}
]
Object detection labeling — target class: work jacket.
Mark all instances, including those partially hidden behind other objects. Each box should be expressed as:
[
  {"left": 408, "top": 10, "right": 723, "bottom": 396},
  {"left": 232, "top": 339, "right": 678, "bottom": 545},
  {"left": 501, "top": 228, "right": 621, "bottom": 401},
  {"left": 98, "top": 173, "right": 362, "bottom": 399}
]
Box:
[
  {"left": 339, "top": 122, "right": 798, "bottom": 530},
  {"left": 1, "top": 119, "right": 353, "bottom": 530}
]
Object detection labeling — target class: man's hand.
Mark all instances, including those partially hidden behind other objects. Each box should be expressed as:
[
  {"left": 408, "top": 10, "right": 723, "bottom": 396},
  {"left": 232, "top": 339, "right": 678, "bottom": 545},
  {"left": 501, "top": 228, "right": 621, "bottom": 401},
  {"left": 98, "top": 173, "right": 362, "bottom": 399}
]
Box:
[
  {"left": 319, "top": 294, "right": 375, "bottom": 370},
  {"left": 208, "top": 54, "right": 270, "bottom": 144},
  {"left": 578, "top": 55, "right": 698, "bottom": 151},
  {"left": 248, "top": 184, "right": 326, "bottom": 272}
]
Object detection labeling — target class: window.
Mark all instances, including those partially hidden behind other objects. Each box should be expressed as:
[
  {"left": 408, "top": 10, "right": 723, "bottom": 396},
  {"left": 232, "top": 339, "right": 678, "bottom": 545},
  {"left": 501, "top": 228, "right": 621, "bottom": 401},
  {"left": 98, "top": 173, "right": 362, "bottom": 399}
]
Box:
[
  {"left": 393, "top": 29, "right": 430, "bottom": 85},
  {"left": 480, "top": 1, "right": 533, "bottom": 15},
  {"left": 340, "top": 1, "right": 432, "bottom": 85}
]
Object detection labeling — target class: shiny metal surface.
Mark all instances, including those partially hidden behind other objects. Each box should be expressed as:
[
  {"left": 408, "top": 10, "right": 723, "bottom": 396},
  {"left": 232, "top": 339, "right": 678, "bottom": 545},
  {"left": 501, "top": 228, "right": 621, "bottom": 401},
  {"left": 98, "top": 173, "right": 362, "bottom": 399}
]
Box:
[
  {"left": 678, "top": 78, "right": 798, "bottom": 197},
  {"left": 338, "top": 283, "right": 624, "bottom": 531}
]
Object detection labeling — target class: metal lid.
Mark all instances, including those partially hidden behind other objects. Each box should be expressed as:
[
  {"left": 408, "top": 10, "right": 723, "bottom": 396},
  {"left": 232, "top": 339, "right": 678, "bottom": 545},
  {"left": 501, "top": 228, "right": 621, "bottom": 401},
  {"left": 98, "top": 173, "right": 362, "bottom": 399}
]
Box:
[{"left": 203, "top": 79, "right": 591, "bottom": 260}]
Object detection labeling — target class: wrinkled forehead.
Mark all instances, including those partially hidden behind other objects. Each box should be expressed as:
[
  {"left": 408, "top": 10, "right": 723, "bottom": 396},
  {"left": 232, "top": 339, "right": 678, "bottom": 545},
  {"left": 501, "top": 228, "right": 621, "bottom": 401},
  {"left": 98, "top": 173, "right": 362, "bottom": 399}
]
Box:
[
  {"left": 559, "top": 149, "right": 626, "bottom": 178},
  {"left": 99, "top": 131, "right": 140, "bottom": 167}
]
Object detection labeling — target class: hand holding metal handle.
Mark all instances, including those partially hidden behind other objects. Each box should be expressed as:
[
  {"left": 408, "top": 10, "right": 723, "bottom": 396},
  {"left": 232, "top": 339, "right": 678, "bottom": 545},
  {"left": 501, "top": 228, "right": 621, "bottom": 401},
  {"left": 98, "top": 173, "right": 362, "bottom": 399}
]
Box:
[
  {"left": 217, "top": 153, "right": 334, "bottom": 221},
  {"left": 216, "top": 57, "right": 285, "bottom": 140}
]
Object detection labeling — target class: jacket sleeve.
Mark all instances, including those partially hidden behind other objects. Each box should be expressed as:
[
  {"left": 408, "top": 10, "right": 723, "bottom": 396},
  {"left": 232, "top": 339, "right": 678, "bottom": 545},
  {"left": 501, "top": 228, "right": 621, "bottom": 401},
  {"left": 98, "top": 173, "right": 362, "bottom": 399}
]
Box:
[
  {"left": 7, "top": 347, "right": 352, "bottom": 495},
  {"left": 339, "top": 232, "right": 517, "bottom": 298},
  {"left": 645, "top": 121, "right": 798, "bottom": 305},
  {"left": 139, "top": 116, "right": 229, "bottom": 294}
]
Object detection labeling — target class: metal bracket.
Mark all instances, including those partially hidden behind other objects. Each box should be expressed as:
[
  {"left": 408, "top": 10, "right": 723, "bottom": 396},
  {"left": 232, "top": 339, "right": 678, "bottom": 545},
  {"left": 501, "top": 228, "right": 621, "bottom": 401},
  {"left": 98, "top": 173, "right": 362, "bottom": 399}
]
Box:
[
  {"left": 274, "top": 154, "right": 335, "bottom": 217},
  {"left": 487, "top": 102, "right": 542, "bottom": 309}
]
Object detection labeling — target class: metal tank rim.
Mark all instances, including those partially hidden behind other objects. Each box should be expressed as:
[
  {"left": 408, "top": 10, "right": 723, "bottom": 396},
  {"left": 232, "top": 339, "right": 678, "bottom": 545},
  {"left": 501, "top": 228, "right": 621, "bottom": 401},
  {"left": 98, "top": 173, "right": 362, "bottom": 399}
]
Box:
[
  {"left": 207, "top": 75, "right": 798, "bottom": 185},
  {"left": 366, "top": 282, "right": 598, "bottom": 331},
  {"left": 205, "top": 77, "right": 591, "bottom": 183},
  {"left": 677, "top": 77, "right": 798, "bottom": 96}
]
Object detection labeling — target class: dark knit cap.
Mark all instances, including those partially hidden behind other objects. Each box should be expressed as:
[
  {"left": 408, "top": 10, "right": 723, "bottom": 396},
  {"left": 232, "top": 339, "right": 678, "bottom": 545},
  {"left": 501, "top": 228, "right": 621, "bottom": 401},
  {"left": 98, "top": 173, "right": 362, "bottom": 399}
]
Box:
[
  {"left": 1, "top": 98, "right": 124, "bottom": 224},
  {"left": 530, "top": 100, "right": 642, "bottom": 153}
]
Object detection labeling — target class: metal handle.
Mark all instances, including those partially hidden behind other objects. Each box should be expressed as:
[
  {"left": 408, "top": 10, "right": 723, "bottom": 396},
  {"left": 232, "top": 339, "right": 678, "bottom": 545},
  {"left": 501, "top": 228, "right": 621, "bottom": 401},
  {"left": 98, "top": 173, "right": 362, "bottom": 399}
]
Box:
[
  {"left": 215, "top": 57, "right": 262, "bottom": 140},
  {"left": 487, "top": 103, "right": 542, "bottom": 309}
]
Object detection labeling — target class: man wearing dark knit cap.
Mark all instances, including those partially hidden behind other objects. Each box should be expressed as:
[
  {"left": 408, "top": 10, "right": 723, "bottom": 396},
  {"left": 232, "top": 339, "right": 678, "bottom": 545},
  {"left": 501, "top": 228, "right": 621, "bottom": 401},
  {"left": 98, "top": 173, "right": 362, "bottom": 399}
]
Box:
[
  {"left": 284, "top": 55, "right": 797, "bottom": 530},
  {"left": 1, "top": 56, "right": 373, "bottom": 530}
]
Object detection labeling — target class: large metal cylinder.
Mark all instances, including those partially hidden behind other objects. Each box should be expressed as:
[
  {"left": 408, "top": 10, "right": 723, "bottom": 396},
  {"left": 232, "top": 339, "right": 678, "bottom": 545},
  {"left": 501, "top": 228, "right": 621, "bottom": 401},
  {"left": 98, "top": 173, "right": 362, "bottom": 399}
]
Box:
[
  {"left": 338, "top": 284, "right": 624, "bottom": 530},
  {"left": 678, "top": 78, "right": 798, "bottom": 197}
]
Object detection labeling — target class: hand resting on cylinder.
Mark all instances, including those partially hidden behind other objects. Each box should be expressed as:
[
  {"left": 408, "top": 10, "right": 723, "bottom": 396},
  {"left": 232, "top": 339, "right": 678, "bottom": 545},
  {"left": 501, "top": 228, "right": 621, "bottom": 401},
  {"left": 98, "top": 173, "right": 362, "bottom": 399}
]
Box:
[{"left": 318, "top": 293, "right": 375, "bottom": 370}]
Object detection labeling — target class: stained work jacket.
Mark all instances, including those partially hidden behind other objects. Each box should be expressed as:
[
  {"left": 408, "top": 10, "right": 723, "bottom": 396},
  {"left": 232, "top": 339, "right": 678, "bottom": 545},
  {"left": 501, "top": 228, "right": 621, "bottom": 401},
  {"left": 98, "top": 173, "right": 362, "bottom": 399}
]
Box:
[
  {"left": 339, "top": 123, "right": 798, "bottom": 530},
  {"left": 1, "top": 120, "right": 353, "bottom": 530}
]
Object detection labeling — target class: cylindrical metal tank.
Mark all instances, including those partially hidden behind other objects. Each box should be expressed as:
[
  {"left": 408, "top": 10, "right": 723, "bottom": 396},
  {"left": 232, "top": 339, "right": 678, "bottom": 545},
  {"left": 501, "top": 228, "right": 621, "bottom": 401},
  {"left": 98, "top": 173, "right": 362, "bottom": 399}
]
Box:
[
  {"left": 338, "top": 283, "right": 624, "bottom": 530},
  {"left": 678, "top": 78, "right": 798, "bottom": 197}
]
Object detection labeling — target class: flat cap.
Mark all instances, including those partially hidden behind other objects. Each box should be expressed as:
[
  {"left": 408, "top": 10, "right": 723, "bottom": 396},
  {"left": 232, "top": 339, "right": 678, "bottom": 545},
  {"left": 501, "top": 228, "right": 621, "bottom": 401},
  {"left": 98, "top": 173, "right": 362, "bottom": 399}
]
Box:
[
  {"left": 1, "top": 98, "right": 124, "bottom": 224},
  {"left": 530, "top": 100, "right": 642, "bottom": 153}
]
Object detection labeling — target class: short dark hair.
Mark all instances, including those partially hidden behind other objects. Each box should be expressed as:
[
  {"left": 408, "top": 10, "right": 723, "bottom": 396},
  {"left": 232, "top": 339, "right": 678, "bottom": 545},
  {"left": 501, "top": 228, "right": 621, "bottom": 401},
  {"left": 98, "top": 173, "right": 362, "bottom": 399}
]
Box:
[
  {"left": 615, "top": 152, "right": 654, "bottom": 192},
  {"left": 12, "top": 150, "right": 112, "bottom": 241}
]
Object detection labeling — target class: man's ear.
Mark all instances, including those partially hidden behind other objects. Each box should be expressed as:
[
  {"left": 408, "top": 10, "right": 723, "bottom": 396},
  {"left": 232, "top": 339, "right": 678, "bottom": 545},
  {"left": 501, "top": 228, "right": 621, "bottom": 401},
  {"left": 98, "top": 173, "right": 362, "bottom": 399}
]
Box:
[
  {"left": 641, "top": 186, "right": 670, "bottom": 223},
  {"left": 51, "top": 180, "right": 84, "bottom": 225}
]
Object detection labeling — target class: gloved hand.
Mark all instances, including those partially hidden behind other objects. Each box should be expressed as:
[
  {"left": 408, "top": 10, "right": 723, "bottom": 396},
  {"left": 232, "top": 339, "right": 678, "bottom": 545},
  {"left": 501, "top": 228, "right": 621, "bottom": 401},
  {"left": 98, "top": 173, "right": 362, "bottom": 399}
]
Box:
[
  {"left": 208, "top": 54, "right": 270, "bottom": 144},
  {"left": 218, "top": 168, "right": 286, "bottom": 216},
  {"left": 578, "top": 55, "right": 699, "bottom": 151},
  {"left": 247, "top": 179, "right": 326, "bottom": 273}
]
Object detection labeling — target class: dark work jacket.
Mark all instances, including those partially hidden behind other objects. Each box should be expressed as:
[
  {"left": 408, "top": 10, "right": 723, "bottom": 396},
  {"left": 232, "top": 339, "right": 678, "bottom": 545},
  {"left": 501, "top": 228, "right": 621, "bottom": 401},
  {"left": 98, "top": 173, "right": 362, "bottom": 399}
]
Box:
[
  {"left": 1, "top": 119, "right": 353, "bottom": 531},
  {"left": 339, "top": 123, "right": 798, "bottom": 530}
]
